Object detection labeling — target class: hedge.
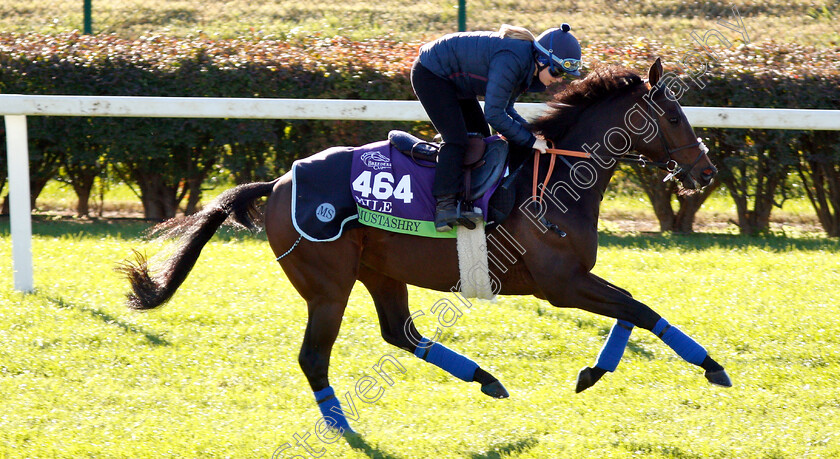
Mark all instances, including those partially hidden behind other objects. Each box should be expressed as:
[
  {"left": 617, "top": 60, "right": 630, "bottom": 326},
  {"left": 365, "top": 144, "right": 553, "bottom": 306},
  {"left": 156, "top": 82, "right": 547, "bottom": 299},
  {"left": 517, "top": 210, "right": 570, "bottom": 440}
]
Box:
[
  {"left": 0, "top": 33, "right": 422, "bottom": 219},
  {"left": 0, "top": 32, "right": 838, "bottom": 235}
]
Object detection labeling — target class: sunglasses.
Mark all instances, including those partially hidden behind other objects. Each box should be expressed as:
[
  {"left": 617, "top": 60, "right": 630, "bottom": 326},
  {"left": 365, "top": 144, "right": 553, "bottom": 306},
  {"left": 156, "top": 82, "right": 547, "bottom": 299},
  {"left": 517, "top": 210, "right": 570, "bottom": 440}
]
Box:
[{"left": 548, "top": 58, "right": 582, "bottom": 77}]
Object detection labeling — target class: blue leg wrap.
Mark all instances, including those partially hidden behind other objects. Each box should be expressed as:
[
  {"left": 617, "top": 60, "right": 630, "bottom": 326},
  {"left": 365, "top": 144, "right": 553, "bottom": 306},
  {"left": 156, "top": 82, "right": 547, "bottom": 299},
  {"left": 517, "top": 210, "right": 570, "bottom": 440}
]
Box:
[
  {"left": 594, "top": 320, "right": 634, "bottom": 372},
  {"left": 314, "top": 386, "right": 353, "bottom": 432},
  {"left": 653, "top": 318, "right": 707, "bottom": 366},
  {"left": 414, "top": 337, "right": 479, "bottom": 382}
]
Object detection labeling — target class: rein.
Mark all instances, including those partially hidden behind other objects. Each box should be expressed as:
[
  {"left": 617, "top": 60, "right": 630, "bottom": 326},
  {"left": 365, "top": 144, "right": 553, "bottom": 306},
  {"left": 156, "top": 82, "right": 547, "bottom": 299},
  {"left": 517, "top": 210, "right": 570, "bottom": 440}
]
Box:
[
  {"left": 530, "top": 143, "right": 705, "bottom": 207},
  {"left": 531, "top": 143, "right": 590, "bottom": 205},
  {"left": 530, "top": 142, "right": 675, "bottom": 206}
]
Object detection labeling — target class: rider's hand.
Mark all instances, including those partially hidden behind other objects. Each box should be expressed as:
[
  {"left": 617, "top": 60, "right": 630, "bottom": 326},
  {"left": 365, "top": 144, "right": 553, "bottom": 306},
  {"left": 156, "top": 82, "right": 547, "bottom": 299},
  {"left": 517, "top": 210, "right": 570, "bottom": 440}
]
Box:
[{"left": 532, "top": 137, "right": 548, "bottom": 154}]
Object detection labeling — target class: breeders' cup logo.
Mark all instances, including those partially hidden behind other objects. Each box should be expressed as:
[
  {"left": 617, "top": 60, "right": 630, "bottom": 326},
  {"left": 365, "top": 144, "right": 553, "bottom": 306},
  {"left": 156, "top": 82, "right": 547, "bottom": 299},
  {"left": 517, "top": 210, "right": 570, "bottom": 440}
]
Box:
[{"left": 360, "top": 150, "right": 391, "bottom": 171}]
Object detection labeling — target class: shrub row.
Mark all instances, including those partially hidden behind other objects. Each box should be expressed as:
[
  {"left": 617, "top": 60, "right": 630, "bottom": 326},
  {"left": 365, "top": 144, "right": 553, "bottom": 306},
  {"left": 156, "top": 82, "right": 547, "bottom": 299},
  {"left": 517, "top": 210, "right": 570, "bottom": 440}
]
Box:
[
  {"left": 0, "top": 33, "right": 422, "bottom": 219},
  {"left": 0, "top": 32, "right": 838, "bottom": 235}
]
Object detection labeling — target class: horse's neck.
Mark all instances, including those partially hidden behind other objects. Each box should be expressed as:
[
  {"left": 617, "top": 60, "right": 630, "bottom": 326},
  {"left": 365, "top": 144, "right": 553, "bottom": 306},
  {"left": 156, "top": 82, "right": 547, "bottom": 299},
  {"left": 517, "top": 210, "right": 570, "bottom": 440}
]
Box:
[
  {"left": 551, "top": 126, "right": 622, "bottom": 202},
  {"left": 560, "top": 133, "right": 618, "bottom": 199},
  {"left": 514, "top": 94, "right": 641, "bottom": 221},
  {"left": 525, "top": 100, "right": 640, "bottom": 226}
]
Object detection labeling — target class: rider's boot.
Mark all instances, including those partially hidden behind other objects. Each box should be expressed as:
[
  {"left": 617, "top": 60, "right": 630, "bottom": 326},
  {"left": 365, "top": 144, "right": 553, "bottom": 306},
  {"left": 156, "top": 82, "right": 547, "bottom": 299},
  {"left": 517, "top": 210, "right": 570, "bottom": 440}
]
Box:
[
  {"left": 435, "top": 194, "right": 459, "bottom": 232},
  {"left": 435, "top": 194, "right": 482, "bottom": 232}
]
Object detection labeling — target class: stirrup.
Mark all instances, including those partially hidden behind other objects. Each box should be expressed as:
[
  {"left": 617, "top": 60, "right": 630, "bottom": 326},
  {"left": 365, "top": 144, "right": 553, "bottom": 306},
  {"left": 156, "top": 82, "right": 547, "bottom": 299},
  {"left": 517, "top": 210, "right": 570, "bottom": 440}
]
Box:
[
  {"left": 457, "top": 215, "right": 477, "bottom": 230},
  {"left": 456, "top": 201, "right": 481, "bottom": 230}
]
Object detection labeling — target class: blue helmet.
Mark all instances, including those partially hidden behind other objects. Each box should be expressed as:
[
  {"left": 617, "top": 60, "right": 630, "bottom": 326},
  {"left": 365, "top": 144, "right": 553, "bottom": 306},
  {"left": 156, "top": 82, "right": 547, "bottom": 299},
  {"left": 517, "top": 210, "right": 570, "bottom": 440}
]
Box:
[{"left": 534, "top": 24, "right": 582, "bottom": 76}]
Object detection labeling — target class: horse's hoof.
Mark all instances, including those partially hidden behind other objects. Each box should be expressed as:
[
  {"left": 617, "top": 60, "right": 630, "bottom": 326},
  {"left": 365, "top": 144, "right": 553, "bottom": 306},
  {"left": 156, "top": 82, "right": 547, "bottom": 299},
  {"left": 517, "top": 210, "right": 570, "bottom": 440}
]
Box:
[
  {"left": 575, "top": 366, "right": 600, "bottom": 393},
  {"left": 705, "top": 369, "right": 732, "bottom": 387},
  {"left": 481, "top": 380, "right": 510, "bottom": 399}
]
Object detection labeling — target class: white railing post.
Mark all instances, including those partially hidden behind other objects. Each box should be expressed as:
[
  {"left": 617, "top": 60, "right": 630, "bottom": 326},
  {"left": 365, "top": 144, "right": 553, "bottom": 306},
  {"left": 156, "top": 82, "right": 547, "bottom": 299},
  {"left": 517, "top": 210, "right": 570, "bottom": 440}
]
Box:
[{"left": 5, "top": 115, "right": 34, "bottom": 293}]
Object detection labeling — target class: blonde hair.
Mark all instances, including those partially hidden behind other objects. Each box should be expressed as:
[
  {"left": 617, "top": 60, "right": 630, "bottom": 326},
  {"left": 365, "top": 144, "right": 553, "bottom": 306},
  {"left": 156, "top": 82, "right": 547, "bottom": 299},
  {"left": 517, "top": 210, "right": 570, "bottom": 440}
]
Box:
[{"left": 498, "top": 24, "right": 536, "bottom": 41}]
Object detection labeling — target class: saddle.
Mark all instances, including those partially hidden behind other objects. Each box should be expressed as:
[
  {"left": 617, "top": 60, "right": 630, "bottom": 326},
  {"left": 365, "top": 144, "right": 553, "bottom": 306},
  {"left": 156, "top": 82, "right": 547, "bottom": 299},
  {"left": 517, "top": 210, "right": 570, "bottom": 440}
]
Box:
[{"left": 387, "top": 130, "right": 507, "bottom": 202}]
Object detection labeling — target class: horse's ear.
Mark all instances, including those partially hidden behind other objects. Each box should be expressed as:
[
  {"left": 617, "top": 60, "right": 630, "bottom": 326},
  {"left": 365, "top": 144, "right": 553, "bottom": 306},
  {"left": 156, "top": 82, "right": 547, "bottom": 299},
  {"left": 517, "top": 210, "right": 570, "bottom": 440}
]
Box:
[{"left": 648, "top": 57, "right": 663, "bottom": 86}]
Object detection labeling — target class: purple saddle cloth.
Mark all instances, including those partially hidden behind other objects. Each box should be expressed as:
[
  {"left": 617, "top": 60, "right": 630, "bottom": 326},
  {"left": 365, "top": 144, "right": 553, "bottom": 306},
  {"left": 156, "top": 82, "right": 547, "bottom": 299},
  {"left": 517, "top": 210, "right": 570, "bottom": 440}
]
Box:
[{"left": 292, "top": 137, "right": 508, "bottom": 241}]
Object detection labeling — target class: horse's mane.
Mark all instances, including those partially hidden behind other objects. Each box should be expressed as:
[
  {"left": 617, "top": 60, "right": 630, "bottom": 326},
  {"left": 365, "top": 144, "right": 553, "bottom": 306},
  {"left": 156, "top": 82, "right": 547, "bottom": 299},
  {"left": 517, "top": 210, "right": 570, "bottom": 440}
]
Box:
[{"left": 530, "top": 66, "right": 644, "bottom": 143}]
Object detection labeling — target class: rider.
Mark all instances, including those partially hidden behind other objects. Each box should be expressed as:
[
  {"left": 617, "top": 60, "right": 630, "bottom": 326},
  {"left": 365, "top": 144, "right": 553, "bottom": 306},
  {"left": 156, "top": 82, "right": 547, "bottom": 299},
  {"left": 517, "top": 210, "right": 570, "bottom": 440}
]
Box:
[{"left": 411, "top": 23, "right": 582, "bottom": 231}]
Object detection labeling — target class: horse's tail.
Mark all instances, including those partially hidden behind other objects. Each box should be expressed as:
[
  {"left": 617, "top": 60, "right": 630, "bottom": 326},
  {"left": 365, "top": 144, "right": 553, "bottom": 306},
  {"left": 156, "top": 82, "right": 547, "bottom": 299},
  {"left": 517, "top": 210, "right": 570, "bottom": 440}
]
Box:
[{"left": 117, "top": 179, "right": 279, "bottom": 310}]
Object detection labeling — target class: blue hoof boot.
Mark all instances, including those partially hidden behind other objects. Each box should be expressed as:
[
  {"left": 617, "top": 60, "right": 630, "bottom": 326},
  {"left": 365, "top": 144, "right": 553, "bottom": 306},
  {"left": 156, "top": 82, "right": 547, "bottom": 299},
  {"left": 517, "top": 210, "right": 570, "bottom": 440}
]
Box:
[
  {"left": 481, "top": 380, "right": 509, "bottom": 399},
  {"left": 705, "top": 369, "right": 732, "bottom": 387}
]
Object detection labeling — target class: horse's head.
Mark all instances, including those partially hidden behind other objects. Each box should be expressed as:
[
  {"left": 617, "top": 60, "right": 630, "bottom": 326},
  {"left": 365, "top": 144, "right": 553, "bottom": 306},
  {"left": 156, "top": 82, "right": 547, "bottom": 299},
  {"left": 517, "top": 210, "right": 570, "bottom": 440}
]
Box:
[{"left": 634, "top": 58, "right": 717, "bottom": 191}]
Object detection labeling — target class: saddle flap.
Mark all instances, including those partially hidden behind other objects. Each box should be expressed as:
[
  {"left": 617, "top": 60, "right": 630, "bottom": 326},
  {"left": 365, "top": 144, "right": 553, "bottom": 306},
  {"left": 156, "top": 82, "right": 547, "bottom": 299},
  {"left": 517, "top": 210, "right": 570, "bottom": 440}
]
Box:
[
  {"left": 389, "top": 130, "right": 508, "bottom": 202},
  {"left": 467, "top": 138, "right": 508, "bottom": 201},
  {"left": 464, "top": 136, "right": 486, "bottom": 166},
  {"left": 388, "top": 130, "right": 438, "bottom": 160}
]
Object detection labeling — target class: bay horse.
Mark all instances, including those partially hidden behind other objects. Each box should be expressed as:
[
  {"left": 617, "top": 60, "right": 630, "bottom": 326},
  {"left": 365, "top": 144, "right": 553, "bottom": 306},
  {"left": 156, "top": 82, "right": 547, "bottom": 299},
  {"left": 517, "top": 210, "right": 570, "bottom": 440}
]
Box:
[{"left": 120, "top": 59, "right": 731, "bottom": 434}]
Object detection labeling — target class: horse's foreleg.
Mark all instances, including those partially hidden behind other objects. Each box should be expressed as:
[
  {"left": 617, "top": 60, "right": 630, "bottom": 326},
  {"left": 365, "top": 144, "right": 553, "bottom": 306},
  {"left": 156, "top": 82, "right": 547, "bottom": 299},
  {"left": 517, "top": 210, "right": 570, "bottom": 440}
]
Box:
[
  {"left": 575, "top": 319, "right": 636, "bottom": 393},
  {"left": 551, "top": 272, "right": 731, "bottom": 391},
  {"left": 359, "top": 267, "right": 509, "bottom": 399}
]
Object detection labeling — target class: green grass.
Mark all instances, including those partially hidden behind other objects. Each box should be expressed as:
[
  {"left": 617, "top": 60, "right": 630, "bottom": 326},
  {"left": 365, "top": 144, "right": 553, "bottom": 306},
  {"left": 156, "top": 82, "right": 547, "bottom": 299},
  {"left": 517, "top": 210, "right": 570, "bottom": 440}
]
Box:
[
  {"left": 1, "top": 218, "right": 839, "bottom": 458},
  {"left": 1, "top": 0, "right": 838, "bottom": 46}
]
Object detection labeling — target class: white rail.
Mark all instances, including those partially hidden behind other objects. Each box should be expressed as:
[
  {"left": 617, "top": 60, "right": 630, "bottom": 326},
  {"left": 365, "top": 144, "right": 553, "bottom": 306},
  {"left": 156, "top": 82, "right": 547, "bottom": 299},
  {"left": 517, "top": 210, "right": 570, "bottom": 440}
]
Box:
[
  {"left": 2, "top": 95, "right": 840, "bottom": 129},
  {"left": 3, "top": 95, "right": 840, "bottom": 292}
]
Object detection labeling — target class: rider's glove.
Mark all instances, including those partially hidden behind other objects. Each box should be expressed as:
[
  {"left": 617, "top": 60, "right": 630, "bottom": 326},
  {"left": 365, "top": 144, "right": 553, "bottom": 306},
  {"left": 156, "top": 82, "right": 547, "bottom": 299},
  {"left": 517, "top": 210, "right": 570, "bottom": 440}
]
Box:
[{"left": 532, "top": 137, "right": 548, "bottom": 154}]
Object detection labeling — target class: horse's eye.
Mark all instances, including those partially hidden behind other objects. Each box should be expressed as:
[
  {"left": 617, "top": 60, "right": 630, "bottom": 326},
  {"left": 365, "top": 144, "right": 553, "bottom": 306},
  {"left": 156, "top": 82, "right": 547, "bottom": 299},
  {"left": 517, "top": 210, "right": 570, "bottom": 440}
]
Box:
[{"left": 668, "top": 117, "right": 679, "bottom": 124}]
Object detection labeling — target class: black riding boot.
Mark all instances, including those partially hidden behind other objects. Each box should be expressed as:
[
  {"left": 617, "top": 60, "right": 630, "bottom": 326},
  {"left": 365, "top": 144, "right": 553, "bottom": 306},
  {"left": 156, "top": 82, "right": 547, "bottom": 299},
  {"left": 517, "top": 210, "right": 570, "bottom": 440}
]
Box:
[
  {"left": 435, "top": 194, "right": 459, "bottom": 232},
  {"left": 435, "top": 194, "right": 481, "bottom": 232}
]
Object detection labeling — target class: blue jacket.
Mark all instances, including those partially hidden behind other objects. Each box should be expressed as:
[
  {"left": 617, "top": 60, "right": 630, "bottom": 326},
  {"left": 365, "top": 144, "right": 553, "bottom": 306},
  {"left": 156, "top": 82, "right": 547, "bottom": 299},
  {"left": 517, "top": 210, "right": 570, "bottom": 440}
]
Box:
[{"left": 418, "top": 31, "right": 540, "bottom": 148}]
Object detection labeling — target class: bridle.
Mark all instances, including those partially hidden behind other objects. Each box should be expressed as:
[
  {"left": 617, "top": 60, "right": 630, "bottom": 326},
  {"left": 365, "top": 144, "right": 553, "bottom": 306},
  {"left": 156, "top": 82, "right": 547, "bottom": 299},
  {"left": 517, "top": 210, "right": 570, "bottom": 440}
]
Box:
[
  {"left": 591, "top": 82, "right": 710, "bottom": 185},
  {"left": 638, "top": 82, "right": 710, "bottom": 186},
  {"left": 532, "top": 81, "right": 712, "bottom": 205}
]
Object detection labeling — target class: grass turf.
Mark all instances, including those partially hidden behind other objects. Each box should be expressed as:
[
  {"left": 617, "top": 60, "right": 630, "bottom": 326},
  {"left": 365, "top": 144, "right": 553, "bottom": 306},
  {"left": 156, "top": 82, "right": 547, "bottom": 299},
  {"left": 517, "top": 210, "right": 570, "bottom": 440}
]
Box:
[
  {"left": 2, "top": 0, "right": 837, "bottom": 46},
  {"left": 1, "top": 216, "right": 838, "bottom": 458}
]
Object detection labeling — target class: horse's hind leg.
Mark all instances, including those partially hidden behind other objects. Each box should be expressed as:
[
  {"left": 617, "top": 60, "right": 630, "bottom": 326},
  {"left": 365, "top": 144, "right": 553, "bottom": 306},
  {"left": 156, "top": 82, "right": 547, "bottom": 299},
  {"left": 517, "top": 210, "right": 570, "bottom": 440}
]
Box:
[
  {"left": 274, "top": 243, "right": 361, "bottom": 432},
  {"left": 265, "top": 177, "right": 362, "bottom": 433},
  {"left": 358, "top": 266, "right": 509, "bottom": 399},
  {"left": 298, "top": 297, "right": 357, "bottom": 433}
]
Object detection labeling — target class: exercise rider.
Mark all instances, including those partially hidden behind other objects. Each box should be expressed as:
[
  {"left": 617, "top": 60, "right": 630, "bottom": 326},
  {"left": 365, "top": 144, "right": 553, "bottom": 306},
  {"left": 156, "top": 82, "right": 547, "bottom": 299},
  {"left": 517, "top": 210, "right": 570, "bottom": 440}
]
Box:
[{"left": 410, "top": 23, "right": 583, "bottom": 231}]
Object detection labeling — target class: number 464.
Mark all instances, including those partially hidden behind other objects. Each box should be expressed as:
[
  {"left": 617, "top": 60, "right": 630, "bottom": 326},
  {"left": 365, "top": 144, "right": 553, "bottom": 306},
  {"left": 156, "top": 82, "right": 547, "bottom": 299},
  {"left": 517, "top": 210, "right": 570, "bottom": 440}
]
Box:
[{"left": 352, "top": 171, "right": 413, "bottom": 203}]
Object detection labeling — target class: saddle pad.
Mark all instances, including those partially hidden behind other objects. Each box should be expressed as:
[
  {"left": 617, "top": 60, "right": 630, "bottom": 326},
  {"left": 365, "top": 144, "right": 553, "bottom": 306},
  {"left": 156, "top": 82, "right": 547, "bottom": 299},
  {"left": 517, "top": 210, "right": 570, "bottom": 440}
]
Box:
[
  {"left": 456, "top": 224, "right": 496, "bottom": 300},
  {"left": 351, "top": 140, "right": 457, "bottom": 238},
  {"left": 292, "top": 146, "right": 362, "bottom": 241}
]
